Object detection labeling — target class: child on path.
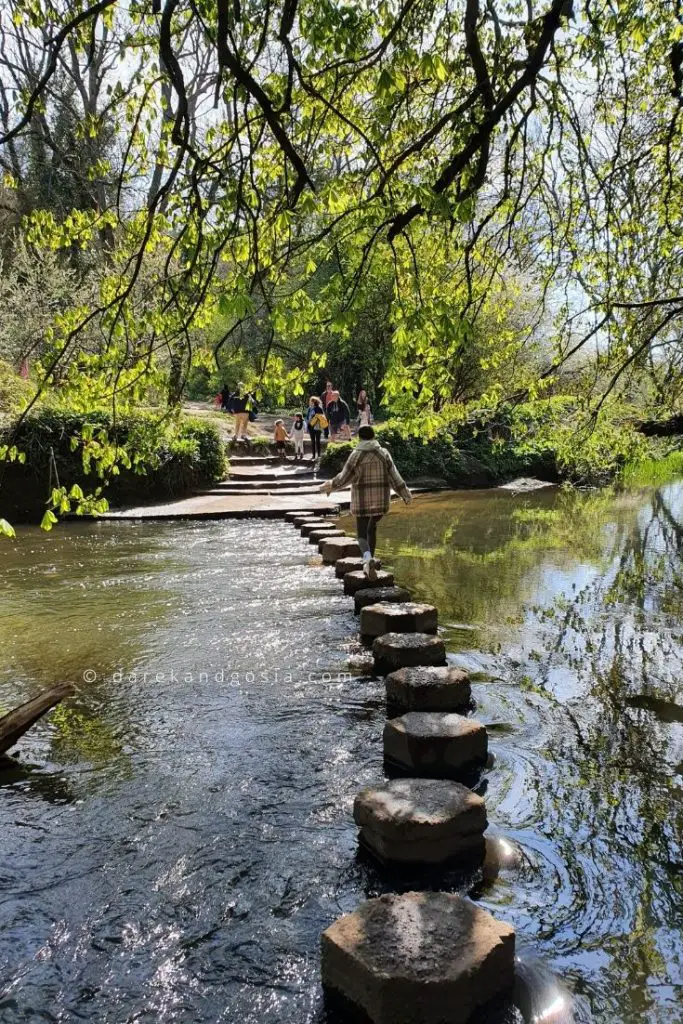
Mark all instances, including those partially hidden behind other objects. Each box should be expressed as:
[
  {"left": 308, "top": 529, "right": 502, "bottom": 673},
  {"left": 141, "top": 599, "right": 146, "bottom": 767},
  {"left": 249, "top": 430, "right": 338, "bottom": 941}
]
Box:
[
  {"left": 291, "top": 414, "right": 306, "bottom": 461},
  {"left": 274, "top": 419, "right": 289, "bottom": 457}
]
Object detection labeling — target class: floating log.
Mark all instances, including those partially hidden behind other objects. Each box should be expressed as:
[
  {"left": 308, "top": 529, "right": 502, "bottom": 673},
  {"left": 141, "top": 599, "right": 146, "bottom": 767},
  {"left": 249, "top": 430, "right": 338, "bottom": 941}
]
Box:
[{"left": 0, "top": 683, "right": 74, "bottom": 755}]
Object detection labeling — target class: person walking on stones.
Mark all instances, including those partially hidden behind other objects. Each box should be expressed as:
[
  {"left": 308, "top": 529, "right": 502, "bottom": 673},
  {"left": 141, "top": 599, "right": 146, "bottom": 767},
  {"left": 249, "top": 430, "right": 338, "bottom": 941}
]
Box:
[
  {"left": 327, "top": 390, "right": 351, "bottom": 441},
  {"left": 320, "top": 425, "right": 412, "bottom": 577},
  {"left": 305, "top": 396, "right": 327, "bottom": 463},
  {"left": 291, "top": 413, "right": 306, "bottom": 461}
]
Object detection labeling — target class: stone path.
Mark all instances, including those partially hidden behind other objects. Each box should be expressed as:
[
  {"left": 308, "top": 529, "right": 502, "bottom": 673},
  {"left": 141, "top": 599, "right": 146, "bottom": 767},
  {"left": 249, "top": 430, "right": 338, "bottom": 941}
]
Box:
[{"left": 105, "top": 453, "right": 350, "bottom": 520}]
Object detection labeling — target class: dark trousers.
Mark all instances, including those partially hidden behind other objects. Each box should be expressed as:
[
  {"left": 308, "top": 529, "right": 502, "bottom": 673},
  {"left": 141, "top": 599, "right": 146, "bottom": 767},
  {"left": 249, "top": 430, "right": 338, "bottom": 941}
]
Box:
[
  {"left": 356, "top": 515, "right": 383, "bottom": 557},
  {"left": 308, "top": 428, "right": 322, "bottom": 458}
]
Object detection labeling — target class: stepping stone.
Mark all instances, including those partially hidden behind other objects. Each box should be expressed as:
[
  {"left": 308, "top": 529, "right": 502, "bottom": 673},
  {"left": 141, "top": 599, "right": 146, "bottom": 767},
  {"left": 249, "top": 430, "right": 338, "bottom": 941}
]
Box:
[
  {"left": 301, "top": 519, "right": 334, "bottom": 536},
  {"left": 353, "top": 777, "right": 487, "bottom": 864},
  {"left": 320, "top": 536, "right": 361, "bottom": 563},
  {"left": 335, "top": 556, "right": 382, "bottom": 579},
  {"left": 360, "top": 602, "right": 438, "bottom": 639},
  {"left": 343, "top": 570, "right": 394, "bottom": 595},
  {"left": 291, "top": 514, "right": 318, "bottom": 527},
  {"left": 373, "top": 632, "right": 445, "bottom": 674},
  {"left": 385, "top": 666, "right": 471, "bottom": 712},
  {"left": 285, "top": 511, "right": 315, "bottom": 523},
  {"left": 353, "top": 586, "right": 411, "bottom": 611},
  {"left": 384, "top": 712, "right": 488, "bottom": 777},
  {"left": 308, "top": 528, "right": 345, "bottom": 544},
  {"left": 321, "top": 890, "right": 515, "bottom": 1024}
]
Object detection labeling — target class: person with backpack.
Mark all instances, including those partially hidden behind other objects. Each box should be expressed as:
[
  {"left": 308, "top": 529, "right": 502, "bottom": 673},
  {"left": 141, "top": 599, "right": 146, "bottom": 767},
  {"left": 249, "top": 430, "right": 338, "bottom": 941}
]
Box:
[
  {"left": 320, "top": 425, "right": 412, "bottom": 577},
  {"left": 305, "top": 396, "right": 327, "bottom": 462}
]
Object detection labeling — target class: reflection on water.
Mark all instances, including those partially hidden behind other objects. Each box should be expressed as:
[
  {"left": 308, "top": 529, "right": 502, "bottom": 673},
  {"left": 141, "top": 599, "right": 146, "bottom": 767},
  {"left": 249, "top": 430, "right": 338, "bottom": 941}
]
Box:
[{"left": 0, "top": 485, "right": 682, "bottom": 1023}]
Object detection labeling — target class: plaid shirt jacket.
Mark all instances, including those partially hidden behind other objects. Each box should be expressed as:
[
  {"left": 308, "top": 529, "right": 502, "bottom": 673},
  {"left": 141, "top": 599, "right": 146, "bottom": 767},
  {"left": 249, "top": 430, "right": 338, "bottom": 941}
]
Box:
[{"left": 328, "top": 441, "right": 411, "bottom": 516}]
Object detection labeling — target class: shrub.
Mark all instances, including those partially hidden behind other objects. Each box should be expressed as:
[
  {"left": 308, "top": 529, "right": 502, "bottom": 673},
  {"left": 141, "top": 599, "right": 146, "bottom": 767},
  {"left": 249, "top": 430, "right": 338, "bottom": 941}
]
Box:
[{"left": 0, "top": 409, "right": 227, "bottom": 522}]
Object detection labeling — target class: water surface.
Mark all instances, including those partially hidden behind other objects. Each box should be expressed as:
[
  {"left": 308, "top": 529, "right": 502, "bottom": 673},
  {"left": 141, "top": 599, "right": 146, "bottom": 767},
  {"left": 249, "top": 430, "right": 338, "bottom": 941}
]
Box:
[{"left": 1, "top": 484, "right": 681, "bottom": 1023}]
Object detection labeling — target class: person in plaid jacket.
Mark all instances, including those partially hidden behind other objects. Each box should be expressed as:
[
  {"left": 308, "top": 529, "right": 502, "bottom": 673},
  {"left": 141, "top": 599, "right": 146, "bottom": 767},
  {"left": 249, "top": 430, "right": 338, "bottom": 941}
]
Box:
[{"left": 320, "top": 425, "right": 412, "bottom": 578}]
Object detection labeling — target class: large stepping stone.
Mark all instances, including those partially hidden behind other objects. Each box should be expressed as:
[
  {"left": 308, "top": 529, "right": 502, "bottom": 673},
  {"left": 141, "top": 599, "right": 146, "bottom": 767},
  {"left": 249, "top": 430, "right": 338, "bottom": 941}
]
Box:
[
  {"left": 335, "top": 556, "right": 382, "bottom": 579},
  {"left": 343, "top": 570, "right": 394, "bottom": 595},
  {"left": 301, "top": 519, "right": 335, "bottom": 536},
  {"left": 353, "top": 586, "right": 411, "bottom": 611},
  {"left": 384, "top": 712, "right": 488, "bottom": 777},
  {"left": 353, "top": 776, "right": 487, "bottom": 864},
  {"left": 360, "top": 602, "right": 437, "bottom": 639},
  {"left": 373, "top": 632, "right": 445, "bottom": 674},
  {"left": 385, "top": 666, "right": 471, "bottom": 712},
  {"left": 308, "top": 528, "right": 345, "bottom": 544},
  {"left": 285, "top": 511, "right": 315, "bottom": 523},
  {"left": 320, "top": 536, "right": 361, "bottom": 563},
  {"left": 321, "top": 890, "right": 515, "bottom": 1024}
]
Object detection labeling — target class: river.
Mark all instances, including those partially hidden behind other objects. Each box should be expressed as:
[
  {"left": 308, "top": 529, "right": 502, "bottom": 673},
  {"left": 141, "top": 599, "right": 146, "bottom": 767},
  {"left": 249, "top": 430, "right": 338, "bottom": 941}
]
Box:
[{"left": 0, "top": 482, "right": 681, "bottom": 1023}]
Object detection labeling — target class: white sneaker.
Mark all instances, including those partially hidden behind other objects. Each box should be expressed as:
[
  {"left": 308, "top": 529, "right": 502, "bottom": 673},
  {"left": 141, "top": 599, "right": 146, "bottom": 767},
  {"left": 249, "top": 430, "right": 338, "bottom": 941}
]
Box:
[
  {"left": 368, "top": 558, "right": 378, "bottom": 581},
  {"left": 362, "top": 552, "right": 372, "bottom": 577}
]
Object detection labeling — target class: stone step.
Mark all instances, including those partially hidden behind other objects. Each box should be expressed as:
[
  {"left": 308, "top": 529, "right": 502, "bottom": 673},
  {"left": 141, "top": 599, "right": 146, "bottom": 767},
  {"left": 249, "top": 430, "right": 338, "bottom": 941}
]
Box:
[
  {"left": 301, "top": 519, "right": 337, "bottom": 536},
  {"left": 373, "top": 632, "right": 446, "bottom": 674},
  {"left": 353, "top": 586, "right": 411, "bottom": 611},
  {"left": 228, "top": 455, "right": 282, "bottom": 465},
  {"left": 343, "top": 570, "right": 395, "bottom": 595},
  {"left": 196, "top": 482, "right": 321, "bottom": 495},
  {"left": 360, "top": 601, "right": 438, "bottom": 639},
  {"left": 320, "top": 536, "right": 361, "bottom": 563},
  {"left": 309, "top": 528, "right": 345, "bottom": 544},
  {"left": 385, "top": 666, "right": 472, "bottom": 713},
  {"left": 321, "top": 891, "right": 515, "bottom": 1024},
  {"left": 383, "top": 711, "right": 488, "bottom": 777},
  {"left": 353, "top": 777, "right": 487, "bottom": 865},
  {"left": 285, "top": 510, "right": 317, "bottom": 522},
  {"left": 226, "top": 469, "right": 317, "bottom": 483}
]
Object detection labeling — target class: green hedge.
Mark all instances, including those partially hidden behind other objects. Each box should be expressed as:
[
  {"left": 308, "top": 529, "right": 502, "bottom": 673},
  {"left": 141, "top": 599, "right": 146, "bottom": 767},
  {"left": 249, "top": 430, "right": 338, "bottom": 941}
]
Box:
[
  {"left": 0, "top": 409, "right": 227, "bottom": 521},
  {"left": 319, "top": 424, "right": 557, "bottom": 487}
]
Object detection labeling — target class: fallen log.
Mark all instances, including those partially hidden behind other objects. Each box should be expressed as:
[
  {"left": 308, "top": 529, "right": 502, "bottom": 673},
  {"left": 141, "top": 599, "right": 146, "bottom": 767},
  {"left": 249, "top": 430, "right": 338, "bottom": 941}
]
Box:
[{"left": 0, "top": 683, "right": 75, "bottom": 756}]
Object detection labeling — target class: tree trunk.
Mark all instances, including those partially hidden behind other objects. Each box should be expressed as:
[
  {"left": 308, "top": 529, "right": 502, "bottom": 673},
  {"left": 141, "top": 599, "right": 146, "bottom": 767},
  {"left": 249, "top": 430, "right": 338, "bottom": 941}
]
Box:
[{"left": 0, "top": 683, "right": 74, "bottom": 755}]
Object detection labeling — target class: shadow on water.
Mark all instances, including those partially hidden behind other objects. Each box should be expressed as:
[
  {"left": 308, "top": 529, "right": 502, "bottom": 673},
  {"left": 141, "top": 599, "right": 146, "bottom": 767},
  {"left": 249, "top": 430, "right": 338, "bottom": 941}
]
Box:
[{"left": 0, "top": 486, "right": 682, "bottom": 1023}]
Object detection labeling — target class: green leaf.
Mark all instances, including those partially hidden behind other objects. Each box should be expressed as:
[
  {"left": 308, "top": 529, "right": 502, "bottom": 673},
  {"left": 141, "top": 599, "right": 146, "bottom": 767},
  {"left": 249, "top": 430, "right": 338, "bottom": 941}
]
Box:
[{"left": 0, "top": 518, "right": 16, "bottom": 539}]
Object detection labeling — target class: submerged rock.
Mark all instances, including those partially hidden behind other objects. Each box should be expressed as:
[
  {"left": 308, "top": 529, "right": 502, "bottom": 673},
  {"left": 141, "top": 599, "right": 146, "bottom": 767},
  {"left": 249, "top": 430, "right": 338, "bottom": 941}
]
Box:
[{"left": 321, "top": 890, "right": 515, "bottom": 1024}]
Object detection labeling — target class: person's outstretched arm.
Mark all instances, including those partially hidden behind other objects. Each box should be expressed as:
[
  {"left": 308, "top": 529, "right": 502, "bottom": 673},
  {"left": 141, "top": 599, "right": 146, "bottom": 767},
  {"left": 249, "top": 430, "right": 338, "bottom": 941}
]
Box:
[
  {"left": 385, "top": 452, "right": 412, "bottom": 503},
  {"left": 320, "top": 450, "right": 360, "bottom": 494}
]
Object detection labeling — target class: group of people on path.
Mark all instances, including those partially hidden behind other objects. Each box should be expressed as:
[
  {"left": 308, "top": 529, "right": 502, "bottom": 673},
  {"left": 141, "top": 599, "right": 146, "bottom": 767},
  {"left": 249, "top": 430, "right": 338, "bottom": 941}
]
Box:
[{"left": 273, "top": 381, "right": 374, "bottom": 462}]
